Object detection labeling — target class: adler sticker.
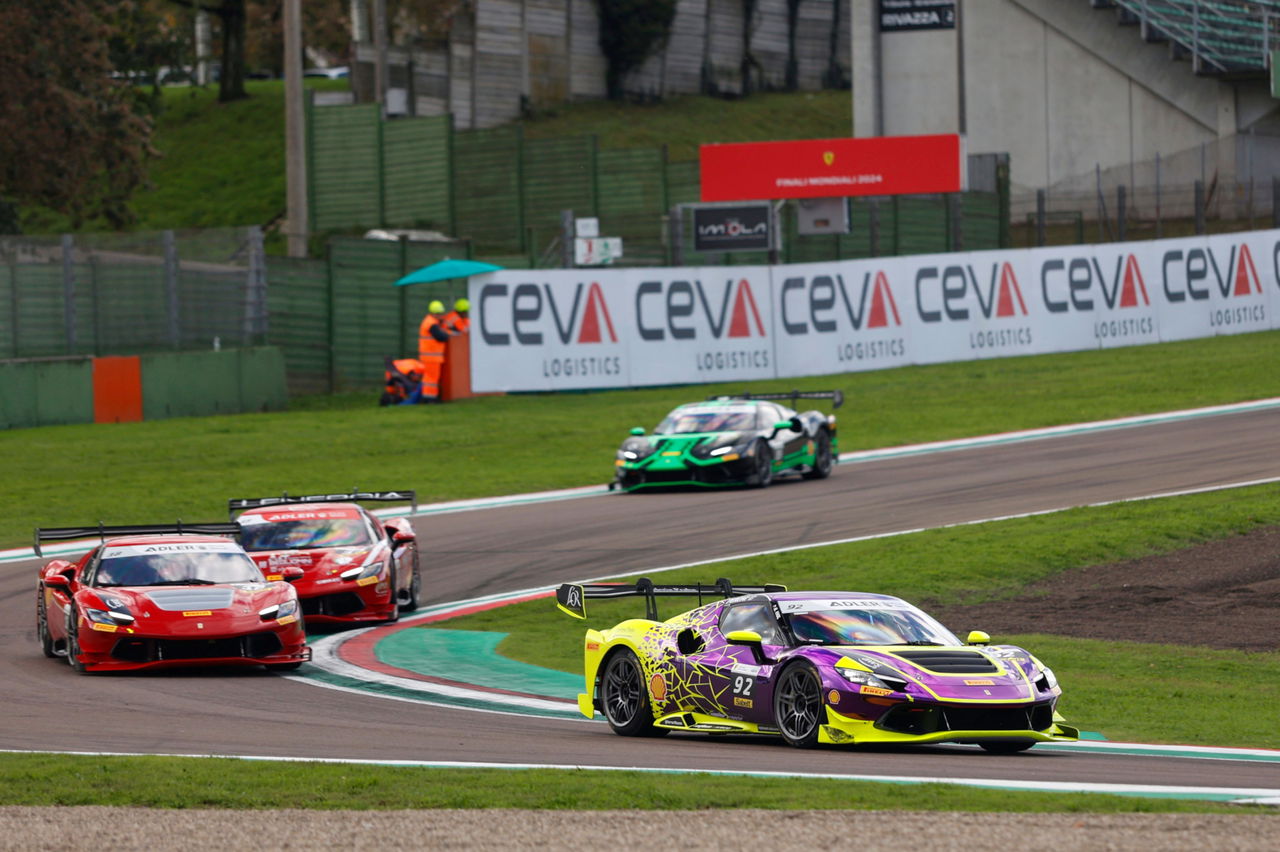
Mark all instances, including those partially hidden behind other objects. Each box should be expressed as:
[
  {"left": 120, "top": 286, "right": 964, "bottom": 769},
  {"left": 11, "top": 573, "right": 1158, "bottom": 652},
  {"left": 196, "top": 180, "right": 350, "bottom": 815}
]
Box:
[
  {"left": 182, "top": 610, "right": 213, "bottom": 617},
  {"left": 964, "top": 679, "right": 995, "bottom": 686}
]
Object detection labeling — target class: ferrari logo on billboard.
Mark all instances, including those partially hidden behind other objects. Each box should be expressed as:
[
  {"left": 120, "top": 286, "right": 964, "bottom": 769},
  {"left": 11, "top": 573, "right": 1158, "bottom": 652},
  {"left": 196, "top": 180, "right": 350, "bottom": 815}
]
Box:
[{"left": 822, "top": 151, "right": 835, "bottom": 166}]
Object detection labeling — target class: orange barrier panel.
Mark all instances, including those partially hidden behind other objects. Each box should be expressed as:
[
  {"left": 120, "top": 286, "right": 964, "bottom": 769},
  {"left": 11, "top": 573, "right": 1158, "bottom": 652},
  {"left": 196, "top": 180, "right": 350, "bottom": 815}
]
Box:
[
  {"left": 93, "top": 356, "right": 143, "bottom": 423},
  {"left": 441, "top": 333, "right": 503, "bottom": 402}
]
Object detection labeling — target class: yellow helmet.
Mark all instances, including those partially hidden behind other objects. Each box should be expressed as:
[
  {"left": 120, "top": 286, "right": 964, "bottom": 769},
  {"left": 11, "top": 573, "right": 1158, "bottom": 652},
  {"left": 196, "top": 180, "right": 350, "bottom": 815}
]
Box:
[
  {"left": 454, "top": 298, "right": 470, "bottom": 313},
  {"left": 428, "top": 300, "right": 445, "bottom": 314}
]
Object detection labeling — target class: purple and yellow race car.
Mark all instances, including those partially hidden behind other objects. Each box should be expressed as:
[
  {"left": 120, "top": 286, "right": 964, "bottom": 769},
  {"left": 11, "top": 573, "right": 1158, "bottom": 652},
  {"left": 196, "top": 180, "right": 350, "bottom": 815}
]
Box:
[{"left": 556, "top": 579, "right": 1078, "bottom": 752}]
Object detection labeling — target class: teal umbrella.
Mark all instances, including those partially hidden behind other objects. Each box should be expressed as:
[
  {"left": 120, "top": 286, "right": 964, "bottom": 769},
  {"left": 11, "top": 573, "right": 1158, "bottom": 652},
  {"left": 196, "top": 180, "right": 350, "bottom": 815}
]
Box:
[{"left": 394, "top": 259, "right": 503, "bottom": 286}]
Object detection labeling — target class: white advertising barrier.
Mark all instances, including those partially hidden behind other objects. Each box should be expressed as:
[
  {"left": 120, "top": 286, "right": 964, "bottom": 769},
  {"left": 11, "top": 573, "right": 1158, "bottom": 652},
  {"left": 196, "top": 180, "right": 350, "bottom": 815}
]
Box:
[
  {"left": 471, "top": 230, "right": 1280, "bottom": 392},
  {"left": 470, "top": 266, "right": 777, "bottom": 392}
]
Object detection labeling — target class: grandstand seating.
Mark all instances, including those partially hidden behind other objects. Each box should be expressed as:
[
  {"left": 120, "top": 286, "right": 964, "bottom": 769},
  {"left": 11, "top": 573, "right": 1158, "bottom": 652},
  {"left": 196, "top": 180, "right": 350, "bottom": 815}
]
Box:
[{"left": 1093, "top": 0, "right": 1280, "bottom": 75}]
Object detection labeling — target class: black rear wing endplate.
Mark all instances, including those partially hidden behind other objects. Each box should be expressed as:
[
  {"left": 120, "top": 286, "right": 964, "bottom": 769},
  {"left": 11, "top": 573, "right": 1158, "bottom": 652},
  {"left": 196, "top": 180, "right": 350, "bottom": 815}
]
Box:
[
  {"left": 555, "top": 577, "right": 787, "bottom": 621},
  {"left": 228, "top": 490, "right": 418, "bottom": 518},
  {"left": 707, "top": 389, "right": 843, "bottom": 410},
  {"left": 34, "top": 522, "right": 242, "bottom": 557}
]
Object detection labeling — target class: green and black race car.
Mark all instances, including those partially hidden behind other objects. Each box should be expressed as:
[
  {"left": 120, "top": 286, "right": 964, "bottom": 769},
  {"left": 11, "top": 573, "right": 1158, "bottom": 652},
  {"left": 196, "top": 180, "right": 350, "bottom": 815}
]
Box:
[{"left": 613, "top": 391, "right": 842, "bottom": 491}]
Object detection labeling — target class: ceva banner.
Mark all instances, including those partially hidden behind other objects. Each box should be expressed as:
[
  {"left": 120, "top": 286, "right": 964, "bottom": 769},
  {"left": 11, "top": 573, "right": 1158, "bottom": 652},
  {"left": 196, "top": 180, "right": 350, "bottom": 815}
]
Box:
[
  {"left": 469, "top": 230, "right": 1280, "bottom": 393},
  {"left": 470, "top": 267, "right": 777, "bottom": 392}
]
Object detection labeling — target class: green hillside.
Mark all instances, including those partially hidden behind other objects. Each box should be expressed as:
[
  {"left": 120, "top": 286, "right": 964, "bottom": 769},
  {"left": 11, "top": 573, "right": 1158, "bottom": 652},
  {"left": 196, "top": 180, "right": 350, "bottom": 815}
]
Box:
[{"left": 21, "top": 82, "right": 852, "bottom": 238}]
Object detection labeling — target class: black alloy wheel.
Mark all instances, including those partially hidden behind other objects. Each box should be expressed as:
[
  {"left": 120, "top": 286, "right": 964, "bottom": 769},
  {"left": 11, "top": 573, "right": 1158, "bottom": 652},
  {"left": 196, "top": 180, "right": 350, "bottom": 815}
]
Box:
[
  {"left": 600, "top": 650, "right": 660, "bottom": 736},
  {"left": 383, "top": 565, "right": 400, "bottom": 623},
  {"left": 749, "top": 440, "right": 774, "bottom": 488},
  {"left": 65, "top": 607, "right": 87, "bottom": 673},
  {"left": 802, "top": 430, "right": 834, "bottom": 480},
  {"left": 774, "top": 663, "right": 823, "bottom": 747},
  {"left": 401, "top": 549, "right": 422, "bottom": 612},
  {"left": 36, "top": 588, "right": 57, "bottom": 658}
]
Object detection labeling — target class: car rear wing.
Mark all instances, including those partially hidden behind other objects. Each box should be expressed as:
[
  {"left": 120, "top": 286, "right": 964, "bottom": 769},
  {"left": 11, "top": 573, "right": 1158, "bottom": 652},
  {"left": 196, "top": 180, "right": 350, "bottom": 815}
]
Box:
[
  {"left": 228, "top": 490, "right": 418, "bottom": 518},
  {"left": 556, "top": 577, "right": 787, "bottom": 621},
  {"left": 34, "top": 522, "right": 243, "bottom": 557},
  {"left": 707, "top": 389, "right": 844, "bottom": 409}
]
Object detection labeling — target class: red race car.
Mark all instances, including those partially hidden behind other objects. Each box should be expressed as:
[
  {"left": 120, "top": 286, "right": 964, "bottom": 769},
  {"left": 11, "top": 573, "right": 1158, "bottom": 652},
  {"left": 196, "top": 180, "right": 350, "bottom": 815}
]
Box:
[
  {"left": 229, "top": 490, "right": 421, "bottom": 625},
  {"left": 35, "top": 523, "right": 311, "bottom": 673}
]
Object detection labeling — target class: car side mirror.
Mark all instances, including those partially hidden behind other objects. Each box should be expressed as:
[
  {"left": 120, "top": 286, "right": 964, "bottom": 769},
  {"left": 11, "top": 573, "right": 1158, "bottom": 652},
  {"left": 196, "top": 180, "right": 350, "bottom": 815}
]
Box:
[
  {"left": 967, "top": 630, "right": 991, "bottom": 645},
  {"left": 629, "top": 426, "right": 645, "bottom": 436},
  {"left": 43, "top": 573, "right": 71, "bottom": 590},
  {"left": 789, "top": 415, "right": 803, "bottom": 432},
  {"left": 279, "top": 566, "right": 305, "bottom": 582},
  {"left": 391, "top": 528, "right": 415, "bottom": 543},
  {"left": 725, "top": 629, "right": 773, "bottom": 665}
]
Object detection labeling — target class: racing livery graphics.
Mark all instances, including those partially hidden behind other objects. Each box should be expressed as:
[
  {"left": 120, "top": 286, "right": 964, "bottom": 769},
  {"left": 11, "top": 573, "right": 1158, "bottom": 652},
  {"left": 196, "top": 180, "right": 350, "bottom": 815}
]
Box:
[
  {"left": 34, "top": 523, "right": 310, "bottom": 673},
  {"left": 230, "top": 491, "right": 421, "bottom": 625},
  {"left": 614, "top": 391, "right": 840, "bottom": 491},
  {"left": 470, "top": 229, "right": 1280, "bottom": 393},
  {"left": 557, "top": 579, "right": 1078, "bottom": 752}
]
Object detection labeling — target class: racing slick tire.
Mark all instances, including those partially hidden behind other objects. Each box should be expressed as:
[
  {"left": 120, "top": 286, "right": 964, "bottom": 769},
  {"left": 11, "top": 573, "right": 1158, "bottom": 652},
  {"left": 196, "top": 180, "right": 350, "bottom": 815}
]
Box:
[
  {"left": 36, "top": 588, "right": 57, "bottom": 658},
  {"left": 64, "top": 606, "right": 87, "bottom": 674},
  {"left": 979, "top": 740, "right": 1036, "bottom": 754},
  {"left": 383, "top": 564, "right": 401, "bottom": 623},
  {"left": 774, "top": 662, "right": 823, "bottom": 748},
  {"left": 599, "top": 649, "right": 666, "bottom": 737},
  {"left": 400, "top": 549, "right": 422, "bottom": 613},
  {"left": 748, "top": 440, "right": 774, "bottom": 488},
  {"left": 802, "top": 430, "right": 834, "bottom": 480}
]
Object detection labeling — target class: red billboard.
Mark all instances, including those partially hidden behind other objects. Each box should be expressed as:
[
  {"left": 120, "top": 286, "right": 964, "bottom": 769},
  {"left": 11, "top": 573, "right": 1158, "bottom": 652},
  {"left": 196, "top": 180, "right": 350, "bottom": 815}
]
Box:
[{"left": 700, "top": 134, "right": 962, "bottom": 202}]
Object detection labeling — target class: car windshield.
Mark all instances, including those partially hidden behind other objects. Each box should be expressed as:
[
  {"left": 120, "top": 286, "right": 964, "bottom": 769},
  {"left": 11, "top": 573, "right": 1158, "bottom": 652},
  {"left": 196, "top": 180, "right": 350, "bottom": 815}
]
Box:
[
  {"left": 239, "top": 518, "right": 372, "bottom": 551},
  {"left": 655, "top": 408, "right": 756, "bottom": 434},
  {"left": 786, "top": 606, "right": 961, "bottom": 647},
  {"left": 96, "top": 551, "right": 263, "bottom": 587}
]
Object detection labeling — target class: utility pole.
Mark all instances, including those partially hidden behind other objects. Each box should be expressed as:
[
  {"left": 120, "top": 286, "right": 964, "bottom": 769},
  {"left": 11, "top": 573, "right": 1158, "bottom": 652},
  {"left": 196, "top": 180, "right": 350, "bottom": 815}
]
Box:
[
  {"left": 284, "top": 0, "right": 308, "bottom": 258},
  {"left": 373, "top": 0, "right": 388, "bottom": 111}
]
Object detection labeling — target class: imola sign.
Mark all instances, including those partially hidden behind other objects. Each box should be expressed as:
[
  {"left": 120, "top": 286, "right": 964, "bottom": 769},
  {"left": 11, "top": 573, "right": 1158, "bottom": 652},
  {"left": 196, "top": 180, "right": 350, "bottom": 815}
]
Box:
[{"left": 468, "top": 231, "right": 1280, "bottom": 392}]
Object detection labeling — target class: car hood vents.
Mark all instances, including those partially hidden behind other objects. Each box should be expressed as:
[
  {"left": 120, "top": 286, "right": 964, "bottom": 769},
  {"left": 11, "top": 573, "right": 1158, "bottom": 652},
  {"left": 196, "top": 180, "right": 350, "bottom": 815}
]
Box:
[{"left": 145, "top": 588, "right": 235, "bottom": 611}]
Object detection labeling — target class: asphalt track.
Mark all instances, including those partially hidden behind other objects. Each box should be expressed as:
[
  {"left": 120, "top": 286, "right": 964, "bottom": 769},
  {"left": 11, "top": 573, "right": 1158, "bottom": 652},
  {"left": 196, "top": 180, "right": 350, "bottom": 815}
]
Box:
[{"left": 4, "top": 405, "right": 1280, "bottom": 799}]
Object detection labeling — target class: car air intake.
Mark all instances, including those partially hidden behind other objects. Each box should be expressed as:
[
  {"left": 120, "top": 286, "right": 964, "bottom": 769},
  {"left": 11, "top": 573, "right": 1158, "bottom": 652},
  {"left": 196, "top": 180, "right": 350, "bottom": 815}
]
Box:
[{"left": 891, "top": 649, "right": 999, "bottom": 674}]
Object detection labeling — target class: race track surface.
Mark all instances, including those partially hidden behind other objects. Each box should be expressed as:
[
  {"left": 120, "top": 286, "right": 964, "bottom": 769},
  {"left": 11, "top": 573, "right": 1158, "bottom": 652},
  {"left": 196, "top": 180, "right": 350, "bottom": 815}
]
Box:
[{"left": 4, "top": 407, "right": 1280, "bottom": 795}]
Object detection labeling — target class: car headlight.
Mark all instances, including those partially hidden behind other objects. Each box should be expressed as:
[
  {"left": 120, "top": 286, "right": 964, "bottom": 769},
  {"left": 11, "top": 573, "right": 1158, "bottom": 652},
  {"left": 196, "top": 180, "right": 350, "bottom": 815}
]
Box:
[
  {"left": 259, "top": 599, "right": 299, "bottom": 621},
  {"left": 85, "top": 607, "right": 135, "bottom": 626},
  {"left": 1034, "top": 664, "right": 1058, "bottom": 691},
  {"left": 340, "top": 554, "right": 384, "bottom": 581},
  {"left": 617, "top": 437, "right": 655, "bottom": 461},
  {"left": 690, "top": 432, "right": 744, "bottom": 459},
  {"left": 833, "top": 668, "right": 890, "bottom": 690}
]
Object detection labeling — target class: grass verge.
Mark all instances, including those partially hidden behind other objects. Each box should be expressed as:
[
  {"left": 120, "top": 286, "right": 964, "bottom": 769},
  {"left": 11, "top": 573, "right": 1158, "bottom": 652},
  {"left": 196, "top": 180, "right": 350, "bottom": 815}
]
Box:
[
  {"left": 431, "top": 482, "right": 1280, "bottom": 749},
  {"left": 2, "top": 331, "right": 1277, "bottom": 549},
  {"left": 0, "top": 754, "right": 1256, "bottom": 812}
]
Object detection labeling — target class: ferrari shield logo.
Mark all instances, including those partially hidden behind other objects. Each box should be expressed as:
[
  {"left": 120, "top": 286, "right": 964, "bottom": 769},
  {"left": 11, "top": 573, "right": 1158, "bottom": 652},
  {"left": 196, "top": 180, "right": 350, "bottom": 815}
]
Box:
[{"left": 822, "top": 151, "right": 835, "bottom": 166}]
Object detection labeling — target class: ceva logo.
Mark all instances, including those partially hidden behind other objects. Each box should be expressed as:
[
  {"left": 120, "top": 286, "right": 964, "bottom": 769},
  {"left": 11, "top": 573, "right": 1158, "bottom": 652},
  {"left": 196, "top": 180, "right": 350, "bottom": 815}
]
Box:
[
  {"left": 636, "top": 278, "right": 765, "bottom": 341},
  {"left": 477, "top": 282, "right": 617, "bottom": 346},
  {"left": 1161, "top": 244, "right": 1263, "bottom": 302},
  {"left": 1042, "top": 254, "right": 1150, "bottom": 313},
  {"left": 917, "top": 262, "right": 1027, "bottom": 322},
  {"left": 779, "top": 271, "right": 902, "bottom": 334}
]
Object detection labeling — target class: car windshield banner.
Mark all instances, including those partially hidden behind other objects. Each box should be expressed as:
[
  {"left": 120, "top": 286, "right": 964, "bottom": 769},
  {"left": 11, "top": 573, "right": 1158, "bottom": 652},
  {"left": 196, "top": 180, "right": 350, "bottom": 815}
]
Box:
[{"left": 469, "top": 229, "right": 1280, "bottom": 393}]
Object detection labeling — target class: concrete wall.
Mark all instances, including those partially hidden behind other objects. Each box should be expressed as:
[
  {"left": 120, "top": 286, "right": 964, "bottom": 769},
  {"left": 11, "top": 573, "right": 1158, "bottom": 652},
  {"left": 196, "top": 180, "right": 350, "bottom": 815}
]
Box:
[{"left": 851, "top": 0, "right": 1280, "bottom": 199}]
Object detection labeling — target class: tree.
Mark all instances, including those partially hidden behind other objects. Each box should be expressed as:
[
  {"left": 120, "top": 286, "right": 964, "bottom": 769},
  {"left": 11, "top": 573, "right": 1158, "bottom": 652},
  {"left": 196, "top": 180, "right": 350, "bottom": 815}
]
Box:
[
  {"left": 596, "top": 0, "right": 677, "bottom": 101},
  {"left": 0, "top": 0, "right": 154, "bottom": 229},
  {"left": 167, "top": 0, "right": 249, "bottom": 102}
]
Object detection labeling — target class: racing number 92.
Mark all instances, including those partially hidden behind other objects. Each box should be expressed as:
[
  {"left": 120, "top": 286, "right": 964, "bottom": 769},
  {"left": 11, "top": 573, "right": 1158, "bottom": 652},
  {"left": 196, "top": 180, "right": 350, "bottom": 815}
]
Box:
[{"left": 733, "top": 675, "right": 754, "bottom": 697}]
